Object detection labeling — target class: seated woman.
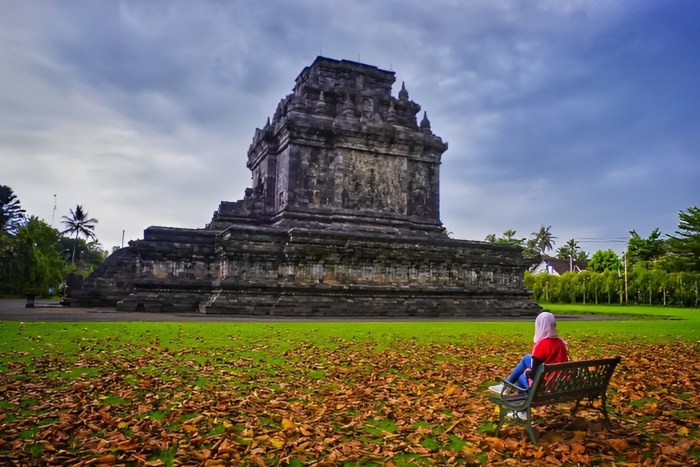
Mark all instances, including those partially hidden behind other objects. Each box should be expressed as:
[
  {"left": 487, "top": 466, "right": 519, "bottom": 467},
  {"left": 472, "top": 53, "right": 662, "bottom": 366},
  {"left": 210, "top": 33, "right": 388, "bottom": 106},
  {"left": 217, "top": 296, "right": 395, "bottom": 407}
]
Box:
[{"left": 490, "top": 311, "right": 569, "bottom": 393}]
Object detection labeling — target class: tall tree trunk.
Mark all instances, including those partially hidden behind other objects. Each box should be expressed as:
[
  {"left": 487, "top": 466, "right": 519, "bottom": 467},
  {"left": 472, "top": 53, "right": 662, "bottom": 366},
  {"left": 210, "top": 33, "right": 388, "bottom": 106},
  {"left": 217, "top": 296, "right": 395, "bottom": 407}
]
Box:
[
  {"left": 663, "top": 286, "right": 666, "bottom": 306},
  {"left": 71, "top": 232, "right": 78, "bottom": 264}
]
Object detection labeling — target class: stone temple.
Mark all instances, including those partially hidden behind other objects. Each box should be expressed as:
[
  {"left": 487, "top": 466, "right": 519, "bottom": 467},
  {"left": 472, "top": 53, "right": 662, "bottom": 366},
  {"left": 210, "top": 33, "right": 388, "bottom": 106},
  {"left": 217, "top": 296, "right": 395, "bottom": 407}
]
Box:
[{"left": 73, "top": 57, "right": 540, "bottom": 317}]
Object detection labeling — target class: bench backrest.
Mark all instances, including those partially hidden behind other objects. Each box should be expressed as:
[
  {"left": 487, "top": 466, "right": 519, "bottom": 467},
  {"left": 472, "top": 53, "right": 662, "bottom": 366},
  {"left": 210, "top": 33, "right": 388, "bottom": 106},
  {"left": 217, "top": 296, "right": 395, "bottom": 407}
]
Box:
[{"left": 527, "top": 356, "right": 621, "bottom": 405}]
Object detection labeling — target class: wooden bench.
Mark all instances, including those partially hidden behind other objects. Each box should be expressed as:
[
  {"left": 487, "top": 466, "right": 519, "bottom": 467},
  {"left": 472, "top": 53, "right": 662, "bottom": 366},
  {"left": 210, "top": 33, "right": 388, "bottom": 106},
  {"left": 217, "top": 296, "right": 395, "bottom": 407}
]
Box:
[{"left": 489, "top": 356, "right": 621, "bottom": 443}]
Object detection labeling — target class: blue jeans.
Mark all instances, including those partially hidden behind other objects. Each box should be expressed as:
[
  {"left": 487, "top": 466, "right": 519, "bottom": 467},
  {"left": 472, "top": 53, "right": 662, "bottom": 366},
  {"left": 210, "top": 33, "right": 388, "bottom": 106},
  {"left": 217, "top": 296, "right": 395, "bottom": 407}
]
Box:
[{"left": 506, "top": 354, "right": 532, "bottom": 390}]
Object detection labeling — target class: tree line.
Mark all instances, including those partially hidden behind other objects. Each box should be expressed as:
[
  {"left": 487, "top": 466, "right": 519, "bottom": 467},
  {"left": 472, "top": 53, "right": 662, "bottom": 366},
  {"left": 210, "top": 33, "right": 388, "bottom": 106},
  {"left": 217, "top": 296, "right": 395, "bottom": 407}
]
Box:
[
  {"left": 486, "top": 206, "right": 700, "bottom": 307},
  {"left": 0, "top": 185, "right": 106, "bottom": 296},
  {"left": 524, "top": 269, "right": 699, "bottom": 307}
]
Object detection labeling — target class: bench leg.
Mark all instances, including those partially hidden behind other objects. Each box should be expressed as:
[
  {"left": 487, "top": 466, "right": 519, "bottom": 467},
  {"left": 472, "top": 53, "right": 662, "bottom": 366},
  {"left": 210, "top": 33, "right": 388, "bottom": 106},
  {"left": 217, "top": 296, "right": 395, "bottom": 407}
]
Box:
[
  {"left": 495, "top": 405, "right": 537, "bottom": 444},
  {"left": 572, "top": 398, "right": 582, "bottom": 416},
  {"left": 572, "top": 395, "right": 614, "bottom": 427},
  {"left": 525, "top": 410, "right": 538, "bottom": 444},
  {"left": 601, "top": 393, "right": 612, "bottom": 426},
  {"left": 495, "top": 406, "right": 506, "bottom": 436}
]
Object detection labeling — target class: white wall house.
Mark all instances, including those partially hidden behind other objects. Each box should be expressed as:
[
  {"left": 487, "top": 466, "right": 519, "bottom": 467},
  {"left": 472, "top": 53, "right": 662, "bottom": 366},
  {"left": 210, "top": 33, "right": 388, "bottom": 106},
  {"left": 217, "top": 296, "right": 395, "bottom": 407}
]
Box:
[{"left": 530, "top": 256, "right": 587, "bottom": 276}]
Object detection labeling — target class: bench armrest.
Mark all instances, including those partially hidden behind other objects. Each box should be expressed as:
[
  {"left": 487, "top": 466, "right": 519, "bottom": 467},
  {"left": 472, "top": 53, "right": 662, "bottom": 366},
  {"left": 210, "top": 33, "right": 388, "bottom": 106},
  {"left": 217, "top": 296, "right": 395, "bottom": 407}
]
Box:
[{"left": 495, "top": 376, "right": 526, "bottom": 395}]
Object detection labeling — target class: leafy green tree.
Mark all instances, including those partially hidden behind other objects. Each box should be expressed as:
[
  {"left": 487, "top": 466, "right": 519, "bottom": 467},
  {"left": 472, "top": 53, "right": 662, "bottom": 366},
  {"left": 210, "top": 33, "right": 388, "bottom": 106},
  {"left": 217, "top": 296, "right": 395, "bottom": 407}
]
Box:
[
  {"left": 4, "top": 217, "right": 65, "bottom": 294},
  {"left": 630, "top": 266, "right": 667, "bottom": 305},
  {"left": 588, "top": 270, "right": 605, "bottom": 304},
  {"left": 0, "top": 185, "right": 26, "bottom": 235},
  {"left": 667, "top": 272, "right": 700, "bottom": 307},
  {"left": 666, "top": 206, "right": 700, "bottom": 272},
  {"left": 58, "top": 237, "right": 108, "bottom": 274},
  {"left": 588, "top": 249, "right": 621, "bottom": 273},
  {"left": 501, "top": 229, "right": 524, "bottom": 246},
  {"left": 61, "top": 205, "right": 98, "bottom": 264},
  {"left": 601, "top": 270, "right": 622, "bottom": 304},
  {"left": 485, "top": 229, "right": 525, "bottom": 247},
  {"left": 574, "top": 270, "right": 593, "bottom": 304},
  {"left": 555, "top": 272, "right": 577, "bottom": 303},
  {"left": 649, "top": 269, "right": 668, "bottom": 306},
  {"left": 0, "top": 231, "right": 20, "bottom": 294},
  {"left": 627, "top": 228, "right": 665, "bottom": 266},
  {"left": 540, "top": 273, "right": 557, "bottom": 302},
  {"left": 524, "top": 272, "right": 554, "bottom": 302},
  {"left": 525, "top": 267, "right": 696, "bottom": 307}
]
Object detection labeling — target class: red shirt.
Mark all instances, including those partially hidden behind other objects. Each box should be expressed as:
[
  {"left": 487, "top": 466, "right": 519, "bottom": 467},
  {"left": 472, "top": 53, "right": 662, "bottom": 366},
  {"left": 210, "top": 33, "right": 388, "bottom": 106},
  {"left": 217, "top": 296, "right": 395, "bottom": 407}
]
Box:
[{"left": 532, "top": 337, "right": 569, "bottom": 365}]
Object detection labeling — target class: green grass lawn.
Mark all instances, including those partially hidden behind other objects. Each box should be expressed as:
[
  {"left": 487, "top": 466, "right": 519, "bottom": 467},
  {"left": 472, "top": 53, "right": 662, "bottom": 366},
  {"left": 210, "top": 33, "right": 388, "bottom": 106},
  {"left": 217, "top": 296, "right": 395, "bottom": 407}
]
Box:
[
  {"left": 545, "top": 303, "right": 699, "bottom": 319},
  {"left": 544, "top": 303, "right": 700, "bottom": 341},
  {"left": 0, "top": 305, "right": 698, "bottom": 465}
]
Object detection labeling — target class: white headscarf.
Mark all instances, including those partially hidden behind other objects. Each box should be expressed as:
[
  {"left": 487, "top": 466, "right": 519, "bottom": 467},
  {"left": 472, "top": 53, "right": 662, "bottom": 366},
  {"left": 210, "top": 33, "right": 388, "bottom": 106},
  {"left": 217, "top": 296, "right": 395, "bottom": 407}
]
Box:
[{"left": 533, "top": 311, "right": 558, "bottom": 343}]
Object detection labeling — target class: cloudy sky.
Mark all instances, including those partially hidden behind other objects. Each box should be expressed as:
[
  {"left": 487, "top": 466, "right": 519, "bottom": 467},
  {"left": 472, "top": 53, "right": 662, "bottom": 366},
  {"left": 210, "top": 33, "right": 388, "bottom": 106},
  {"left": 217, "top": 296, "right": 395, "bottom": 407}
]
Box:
[{"left": 2, "top": 0, "right": 698, "bottom": 256}]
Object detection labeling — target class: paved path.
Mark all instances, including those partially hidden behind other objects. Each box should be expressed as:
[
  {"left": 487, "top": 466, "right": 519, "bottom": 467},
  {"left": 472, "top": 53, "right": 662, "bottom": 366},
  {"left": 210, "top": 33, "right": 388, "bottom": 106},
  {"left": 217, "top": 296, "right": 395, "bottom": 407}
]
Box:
[
  {"left": 0, "top": 299, "right": 221, "bottom": 322},
  {"left": 0, "top": 299, "right": 610, "bottom": 323}
]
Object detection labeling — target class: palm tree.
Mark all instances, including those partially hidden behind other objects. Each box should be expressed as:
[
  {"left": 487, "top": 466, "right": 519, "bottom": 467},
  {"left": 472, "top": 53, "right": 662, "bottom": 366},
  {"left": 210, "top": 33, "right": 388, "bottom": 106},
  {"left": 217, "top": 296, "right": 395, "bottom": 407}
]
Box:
[
  {"left": 565, "top": 238, "right": 580, "bottom": 256},
  {"left": 556, "top": 238, "right": 581, "bottom": 272},
  {"left": 530, "top": 225, "right": 556, "bottom": 256},
  {"left": 61, "top": 205, "right": 98, "bottom": 264},
  {"left": 501, "top": 229, "right": 526, "bottom": 246}
]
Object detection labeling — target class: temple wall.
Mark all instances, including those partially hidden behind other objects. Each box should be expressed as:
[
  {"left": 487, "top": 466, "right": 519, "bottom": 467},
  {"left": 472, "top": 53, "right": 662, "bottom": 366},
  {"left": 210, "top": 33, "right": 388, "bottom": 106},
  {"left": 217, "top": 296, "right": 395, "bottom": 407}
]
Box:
[
  {"left": 107, "top": 225, "right": 538, "bottom": 316},
  {"left": 194, "top": 227, "right": 538, "bottom": 316},
  {"left": 213, "top": 231, "right": 526, "bottom": 291}
]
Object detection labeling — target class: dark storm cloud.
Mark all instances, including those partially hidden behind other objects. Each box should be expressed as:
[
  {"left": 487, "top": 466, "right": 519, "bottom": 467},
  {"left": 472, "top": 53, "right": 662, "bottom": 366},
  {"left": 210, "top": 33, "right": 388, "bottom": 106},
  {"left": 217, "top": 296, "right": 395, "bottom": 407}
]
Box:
[{"left": 428, "top": 1, "right": 700, "bottom": 248}]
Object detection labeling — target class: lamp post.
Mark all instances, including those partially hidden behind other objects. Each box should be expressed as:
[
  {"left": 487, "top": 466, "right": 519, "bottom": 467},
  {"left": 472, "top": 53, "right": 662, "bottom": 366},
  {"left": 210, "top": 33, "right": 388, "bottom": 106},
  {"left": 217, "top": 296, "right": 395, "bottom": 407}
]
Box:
[{"left": 51, "top": 193, "right": 57, "bottom": 226}]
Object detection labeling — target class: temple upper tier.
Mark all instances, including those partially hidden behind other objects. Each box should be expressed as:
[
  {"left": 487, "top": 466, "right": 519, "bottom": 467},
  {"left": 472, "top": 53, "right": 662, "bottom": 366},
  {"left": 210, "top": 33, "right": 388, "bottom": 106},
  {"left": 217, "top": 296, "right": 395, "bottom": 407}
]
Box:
[{"left": 209, "top": 56, "right": 449, "bottom": 236}]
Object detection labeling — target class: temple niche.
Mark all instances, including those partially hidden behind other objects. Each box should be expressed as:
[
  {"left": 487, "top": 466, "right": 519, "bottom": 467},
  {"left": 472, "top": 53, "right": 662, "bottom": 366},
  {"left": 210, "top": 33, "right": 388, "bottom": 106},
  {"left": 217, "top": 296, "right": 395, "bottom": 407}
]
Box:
[{"left": 73, "top": 57, "right": 540, "bottom": 317}]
